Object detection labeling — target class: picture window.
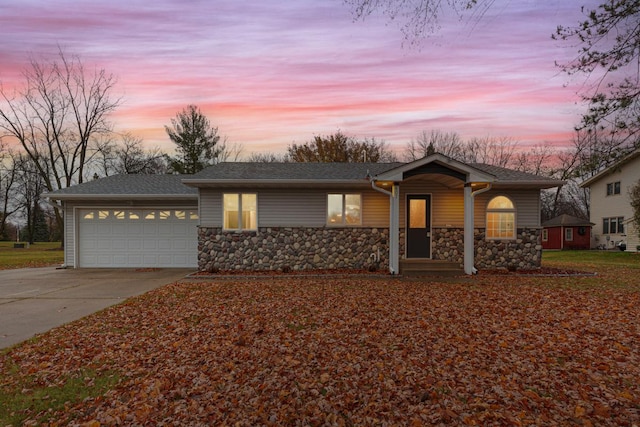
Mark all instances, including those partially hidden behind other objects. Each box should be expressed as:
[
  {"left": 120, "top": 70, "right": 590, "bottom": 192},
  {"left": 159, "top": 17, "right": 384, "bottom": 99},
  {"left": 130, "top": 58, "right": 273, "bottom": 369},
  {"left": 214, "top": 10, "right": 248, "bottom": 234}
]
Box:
[{"left": 327, "top": 194, "right": 362, "bottom": 225}]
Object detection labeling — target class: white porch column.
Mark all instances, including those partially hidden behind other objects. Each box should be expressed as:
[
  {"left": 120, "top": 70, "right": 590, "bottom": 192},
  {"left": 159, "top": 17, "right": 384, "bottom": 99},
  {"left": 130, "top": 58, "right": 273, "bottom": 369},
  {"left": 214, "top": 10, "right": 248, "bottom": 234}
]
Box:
[
  {"left": 463, "top": 183, "right": 475, "bottom": 275},
  {"left": 389, "top": 184, "right": 400, "bottom": 274}
]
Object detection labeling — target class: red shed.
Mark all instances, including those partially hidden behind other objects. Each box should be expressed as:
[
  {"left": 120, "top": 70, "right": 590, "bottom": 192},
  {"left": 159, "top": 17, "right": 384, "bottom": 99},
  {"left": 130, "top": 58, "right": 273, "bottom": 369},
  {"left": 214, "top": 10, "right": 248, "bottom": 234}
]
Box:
[{"left": 542, "top": 214, "right": 593, "bottom": 250}]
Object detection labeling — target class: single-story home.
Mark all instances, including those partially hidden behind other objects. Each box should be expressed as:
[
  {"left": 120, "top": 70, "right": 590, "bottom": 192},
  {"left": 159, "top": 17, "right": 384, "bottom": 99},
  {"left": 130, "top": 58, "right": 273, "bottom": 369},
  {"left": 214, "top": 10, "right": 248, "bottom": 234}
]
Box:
[
  {"left": 46, "top": 154, "right": 564, "bottom": 274},
  {"left": 541, "top": 214, "right": 593, "bottom": 250}
]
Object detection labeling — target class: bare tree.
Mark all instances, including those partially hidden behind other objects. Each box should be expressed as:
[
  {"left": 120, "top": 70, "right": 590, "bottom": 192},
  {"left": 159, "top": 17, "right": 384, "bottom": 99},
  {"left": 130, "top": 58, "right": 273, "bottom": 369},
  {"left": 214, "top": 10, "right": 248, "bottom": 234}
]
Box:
[
  {"left": 217, "top": 141, "right": 244, "bottom": 163},
  {"left": 245, "top": 152, "right": 289, "bottom": 163},
  {"left": 461, "top": 136, "right": 517, "bottom": 167},
  {"left": 345, "top": 0, "right": 492, "bottom": 43},
  {"left": 13, "top": 154, "right": 47, "bottom": 244},
  {"left": 512, "top": 142, "right": 556, "bottom": 176},
  {"left": 554, "top": 1, "right": 640, "bottom": 147},
  {"left": 540, "top": 129, "right": 614, "bottom": 220},
  {"left": 0, "top": 143, "right": 19, "bottom": 240},
  {"left": 94, "top": 133, "right": 167, "bottom": 176},
  {"left": 405, "top": 130, "right": 464, "bottom": 161},
  {"left": 404, "top": 131, "right": 518, "bottom": 167},
  {"left": 0, "top": 49, "right": 120, "bottom": 239}
]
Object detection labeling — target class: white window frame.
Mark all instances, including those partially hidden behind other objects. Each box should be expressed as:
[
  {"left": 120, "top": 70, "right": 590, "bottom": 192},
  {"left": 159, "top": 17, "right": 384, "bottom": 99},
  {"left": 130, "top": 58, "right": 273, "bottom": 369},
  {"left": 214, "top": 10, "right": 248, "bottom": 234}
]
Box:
[
  {"left": 606, "top": 181, "right": 621, "bottom": 196},
  {"left": 223, "top": 193, "right": 258, "bottom": 231},
  {"left": 542, "top": 229, "right": 548, "bottom": 242},
  {"left": 565, "top": 227, "right": 573, "bottom": 241},
  {"left": 485, "top": 195, "right": 516, "bottom": 240},
  {"left": 327, "top": 193, "right": 362, "bottom": 226},
  {"left": 602, "top": 216, "right": 624, "bottom": 234}
]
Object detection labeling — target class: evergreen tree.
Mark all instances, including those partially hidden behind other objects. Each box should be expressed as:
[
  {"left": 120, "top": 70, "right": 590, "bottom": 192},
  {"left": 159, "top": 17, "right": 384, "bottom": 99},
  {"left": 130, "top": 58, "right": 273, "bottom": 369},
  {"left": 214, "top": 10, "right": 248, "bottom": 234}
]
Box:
[{"left": 165, "top": 105, "right": 222, "bottom": 174}]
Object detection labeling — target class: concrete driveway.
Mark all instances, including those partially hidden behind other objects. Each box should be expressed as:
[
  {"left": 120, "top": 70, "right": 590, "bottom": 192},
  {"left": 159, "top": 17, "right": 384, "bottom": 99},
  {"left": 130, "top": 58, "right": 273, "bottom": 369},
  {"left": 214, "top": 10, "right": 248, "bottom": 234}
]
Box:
[{"left": 0, "top": 267, "right": 193, "bottom": 349}]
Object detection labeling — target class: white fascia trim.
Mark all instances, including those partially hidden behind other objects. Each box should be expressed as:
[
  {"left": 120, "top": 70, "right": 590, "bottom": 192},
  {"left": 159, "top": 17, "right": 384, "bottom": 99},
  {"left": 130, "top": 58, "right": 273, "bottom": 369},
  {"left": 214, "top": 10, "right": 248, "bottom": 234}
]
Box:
[
  {"left": 47, "top": 194, "right": 198, "bottom": 201},
  {"left": 182, "top": 179, "right": 372, "bottom": 187}
]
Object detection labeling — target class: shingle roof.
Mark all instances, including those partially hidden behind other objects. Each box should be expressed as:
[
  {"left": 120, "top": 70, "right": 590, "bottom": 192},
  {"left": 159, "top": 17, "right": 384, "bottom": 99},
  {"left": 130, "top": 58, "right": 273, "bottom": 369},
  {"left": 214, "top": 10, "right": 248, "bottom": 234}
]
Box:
[
  {"left": 187, "top": 162, "right": 403, "bottom": 181},
  {"left": 46, "top": 159, "right": 563, "bottom": 200},
  {"left": 469, "top": 163, "right": 558, "bottom": 183},
  {"left": 542, "top": 214, "right": 594, "bottom": 227},
  {"left": 46, "top": 174, "right": 197, "bottom": 200},
  {"left": 185, "top": 161, "right": 560, "bottom": 184}
]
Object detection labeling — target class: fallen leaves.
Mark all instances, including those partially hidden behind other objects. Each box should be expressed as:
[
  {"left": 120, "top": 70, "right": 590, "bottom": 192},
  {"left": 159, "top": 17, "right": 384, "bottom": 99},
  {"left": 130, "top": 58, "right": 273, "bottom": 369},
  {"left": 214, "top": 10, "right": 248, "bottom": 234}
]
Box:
[{"left": 2, "top": 276, "right": 640, "bottom": 426}]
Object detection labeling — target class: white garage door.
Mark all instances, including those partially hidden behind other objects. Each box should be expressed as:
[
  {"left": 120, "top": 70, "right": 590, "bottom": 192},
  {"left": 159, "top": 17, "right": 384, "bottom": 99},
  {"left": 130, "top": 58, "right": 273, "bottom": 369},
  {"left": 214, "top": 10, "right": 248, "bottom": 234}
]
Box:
[{"left": 78, "top": 208, "right": 198, "bottom": 268}]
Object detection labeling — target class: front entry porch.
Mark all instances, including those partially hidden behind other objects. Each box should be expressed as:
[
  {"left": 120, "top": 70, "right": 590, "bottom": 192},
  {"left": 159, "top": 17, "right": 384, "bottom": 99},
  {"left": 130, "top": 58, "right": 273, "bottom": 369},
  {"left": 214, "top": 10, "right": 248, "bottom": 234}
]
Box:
[
  {"left": 372, "top": 154, "right": 496, "bottom": 275},
  {"left": 399, "top": 259, "right": 462, "bottom": 277}
]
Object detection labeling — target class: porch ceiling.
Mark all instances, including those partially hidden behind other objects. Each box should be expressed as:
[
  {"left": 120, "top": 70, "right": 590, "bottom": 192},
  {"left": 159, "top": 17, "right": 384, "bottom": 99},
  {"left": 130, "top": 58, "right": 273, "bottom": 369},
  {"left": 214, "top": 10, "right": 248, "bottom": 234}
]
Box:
[{"left": 403, "top": 173, "right": 464, "bottom": 189}]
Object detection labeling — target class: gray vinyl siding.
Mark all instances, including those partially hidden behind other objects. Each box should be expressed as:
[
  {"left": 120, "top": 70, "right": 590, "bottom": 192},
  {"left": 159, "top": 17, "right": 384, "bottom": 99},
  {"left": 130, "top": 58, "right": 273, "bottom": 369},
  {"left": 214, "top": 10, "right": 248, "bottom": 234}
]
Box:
[
  {"left": 199, "top": 189, "right": 221, "bottom": 227},
  {"left": 259, "top": 190, "right": 326, "bottom": 226},
  {"left": 199, "top": 186, "right": 541, "bottom": 229},
  {"left": 474, "top": 189, "right": 541, "bottom": 228},
  {"left": 64, "top": 202, "right": 74, "bottom": 267},
  {"left": 199, "top": 187, "right": 389, "bottom": 228}
]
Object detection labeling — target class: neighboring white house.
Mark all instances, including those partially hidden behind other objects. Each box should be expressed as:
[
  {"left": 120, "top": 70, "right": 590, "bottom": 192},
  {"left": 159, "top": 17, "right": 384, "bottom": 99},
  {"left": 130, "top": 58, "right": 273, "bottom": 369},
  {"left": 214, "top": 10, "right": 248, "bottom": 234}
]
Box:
[{"left": 581, "top": 148, "right": 640, "bottom": 252}]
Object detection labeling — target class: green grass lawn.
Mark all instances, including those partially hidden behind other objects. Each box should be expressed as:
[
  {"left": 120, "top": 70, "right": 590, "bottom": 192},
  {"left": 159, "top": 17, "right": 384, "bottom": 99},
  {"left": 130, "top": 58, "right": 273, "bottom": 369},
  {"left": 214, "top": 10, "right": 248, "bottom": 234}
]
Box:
[
  {"left": 0, "top": 241, "right": 64, "bottom": 270},
  {"left": 542, "top": 249, "right": 640, "bottom": 270}
]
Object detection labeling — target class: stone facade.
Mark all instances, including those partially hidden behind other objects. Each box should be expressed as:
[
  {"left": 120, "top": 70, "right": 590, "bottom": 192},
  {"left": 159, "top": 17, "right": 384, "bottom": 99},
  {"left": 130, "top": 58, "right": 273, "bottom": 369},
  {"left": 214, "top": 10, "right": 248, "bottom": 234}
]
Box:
[
  {"left": 474, "top": 228, "right": 542, "bottom": 270},
  {"left": 198, "top": 226, "right": 542, "bottom": 273},
  {"left": 198, "top": 227, "right": 389, "bottom": 272},
  {"left": 432, "top": 227, "right": 542, "bottom": 270},
  {"left": 432, "top": 228, "right": 464, "bottom": 263}
]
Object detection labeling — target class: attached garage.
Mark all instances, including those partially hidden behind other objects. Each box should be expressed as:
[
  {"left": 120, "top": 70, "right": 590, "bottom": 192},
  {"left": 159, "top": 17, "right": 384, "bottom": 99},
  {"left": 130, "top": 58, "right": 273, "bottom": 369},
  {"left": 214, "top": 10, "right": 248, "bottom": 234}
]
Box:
[
  {"left": 46, "top": 175, "right": 199, "bottom": 269},
  {"left": 77, "top": 208, "right": 199, "bottom": 267}
]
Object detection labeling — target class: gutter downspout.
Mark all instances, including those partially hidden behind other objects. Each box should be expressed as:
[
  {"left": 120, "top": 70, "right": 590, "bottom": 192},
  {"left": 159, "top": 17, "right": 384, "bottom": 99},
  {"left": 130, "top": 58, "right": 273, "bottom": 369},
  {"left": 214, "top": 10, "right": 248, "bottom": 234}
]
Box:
[
  {"left": 371, "top": 180, "right": 399, "bottom": 274},
  {"left": 463, "top": 182, "right": 492, "bottom": 275}
]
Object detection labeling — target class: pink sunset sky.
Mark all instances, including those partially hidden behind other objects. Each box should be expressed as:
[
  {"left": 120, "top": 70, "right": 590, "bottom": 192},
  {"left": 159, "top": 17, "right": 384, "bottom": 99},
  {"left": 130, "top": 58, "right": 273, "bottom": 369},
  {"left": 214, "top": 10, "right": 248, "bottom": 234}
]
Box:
[{"left": 0, "top": 0, "right": 598, "bottom": 157}]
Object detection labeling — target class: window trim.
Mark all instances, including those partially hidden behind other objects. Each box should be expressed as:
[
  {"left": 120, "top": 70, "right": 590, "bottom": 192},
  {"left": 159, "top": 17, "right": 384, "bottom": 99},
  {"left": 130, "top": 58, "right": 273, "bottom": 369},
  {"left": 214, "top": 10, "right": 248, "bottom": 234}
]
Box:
[
  {"left": 602, "top": 216, "right": 624, "bottom": 234},
  {"left": 606, "top": 181, "right": 621, "bottom": 196},
  {"left": 485, "top": 195, "right": 516, "bottom": 240},
  {"left": 565, "top": 227, "right": 573, "bottom": 241},
  {"left": 326, "top": 193, "right": 362, "bottom": 226},
  {"left": 542, "top": 229, "right": 548, "bottom": 242},
  {"left": 223, "top": 193, "right": 258, "bottom": 231}
]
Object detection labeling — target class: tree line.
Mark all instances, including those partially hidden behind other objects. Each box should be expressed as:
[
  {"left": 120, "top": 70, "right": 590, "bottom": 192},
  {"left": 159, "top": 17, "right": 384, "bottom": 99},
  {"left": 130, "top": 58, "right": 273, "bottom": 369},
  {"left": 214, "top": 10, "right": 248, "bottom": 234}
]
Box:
[{"left": 2, "top": 0, "right": 640, "bottom": 242}]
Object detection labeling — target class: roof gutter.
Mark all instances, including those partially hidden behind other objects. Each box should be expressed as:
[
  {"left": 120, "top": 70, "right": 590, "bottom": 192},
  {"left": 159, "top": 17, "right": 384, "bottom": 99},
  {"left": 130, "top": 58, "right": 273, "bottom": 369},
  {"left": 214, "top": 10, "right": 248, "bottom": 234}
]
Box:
[
  {"left": 44, "top": 194, "right": 198, "bottom": 201},
  {"left": 182, "top": 179, "right": 374, "bottom": 188}
]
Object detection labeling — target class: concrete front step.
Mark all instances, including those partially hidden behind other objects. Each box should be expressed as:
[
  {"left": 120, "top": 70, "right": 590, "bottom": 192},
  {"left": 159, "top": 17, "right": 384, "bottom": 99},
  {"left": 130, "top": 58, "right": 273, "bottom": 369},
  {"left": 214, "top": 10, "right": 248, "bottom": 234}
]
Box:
[{"left": 400, "top": 259, "right": 463, "bottom": 277}]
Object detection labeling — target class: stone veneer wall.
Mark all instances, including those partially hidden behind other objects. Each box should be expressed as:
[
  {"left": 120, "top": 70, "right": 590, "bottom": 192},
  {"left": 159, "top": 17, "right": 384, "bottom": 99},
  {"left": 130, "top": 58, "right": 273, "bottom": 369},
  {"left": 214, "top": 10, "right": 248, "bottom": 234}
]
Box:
[
  {"left": 199, "top": 226, "right": 541, "bottom": 272},
  {"left": 432, "top": 227, "right": 542, "bottom": 270},
  {"left": 198, "top": 227, "right": 389, "bottom": 272},
  {"left": 475, "top": 228, "right": 542, "bottom": 269}
]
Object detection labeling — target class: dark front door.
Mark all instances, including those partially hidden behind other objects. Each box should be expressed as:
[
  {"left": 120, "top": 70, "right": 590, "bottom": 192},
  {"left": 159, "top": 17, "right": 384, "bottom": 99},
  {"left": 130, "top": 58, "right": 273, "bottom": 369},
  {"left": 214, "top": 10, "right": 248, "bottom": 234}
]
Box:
[{"left": 406, "top": 195, "right": 431, "bottom": 258}]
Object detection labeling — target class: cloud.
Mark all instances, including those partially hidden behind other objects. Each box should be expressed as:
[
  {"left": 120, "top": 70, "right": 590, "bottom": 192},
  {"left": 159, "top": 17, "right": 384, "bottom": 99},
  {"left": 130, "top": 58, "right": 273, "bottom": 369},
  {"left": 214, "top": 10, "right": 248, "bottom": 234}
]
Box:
[{"left": 0, "top": 0, "right": 595, "bottom": 155}]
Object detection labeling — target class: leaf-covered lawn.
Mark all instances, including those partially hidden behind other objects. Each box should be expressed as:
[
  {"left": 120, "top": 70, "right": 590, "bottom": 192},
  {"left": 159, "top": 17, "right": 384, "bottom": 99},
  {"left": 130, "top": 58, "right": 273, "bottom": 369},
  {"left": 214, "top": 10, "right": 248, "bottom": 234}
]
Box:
[{"left": 2, "top": 272, "right": 639, "bottom": 426}]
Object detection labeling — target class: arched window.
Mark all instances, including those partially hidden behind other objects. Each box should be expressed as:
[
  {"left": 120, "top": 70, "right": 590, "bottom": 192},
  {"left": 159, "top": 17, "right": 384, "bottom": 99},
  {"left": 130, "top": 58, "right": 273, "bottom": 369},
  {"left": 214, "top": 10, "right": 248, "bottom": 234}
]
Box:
[{"left": 486, "top": 195, "right": 515, "bottom": 239}]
